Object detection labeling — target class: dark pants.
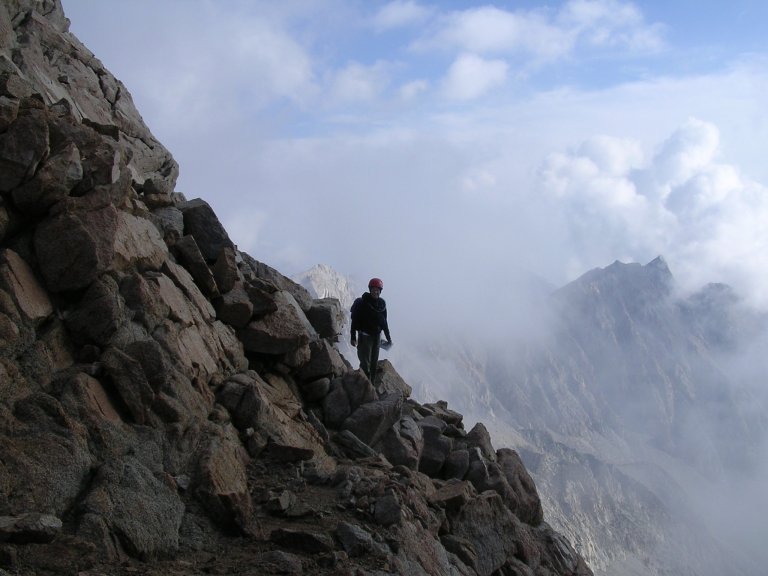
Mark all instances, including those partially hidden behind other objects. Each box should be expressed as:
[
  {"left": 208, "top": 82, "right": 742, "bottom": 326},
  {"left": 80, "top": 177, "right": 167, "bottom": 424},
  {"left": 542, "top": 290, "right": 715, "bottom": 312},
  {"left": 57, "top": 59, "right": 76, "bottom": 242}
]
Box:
[{"left": 357, "top": 332, "right": 380, "bottom": 382}]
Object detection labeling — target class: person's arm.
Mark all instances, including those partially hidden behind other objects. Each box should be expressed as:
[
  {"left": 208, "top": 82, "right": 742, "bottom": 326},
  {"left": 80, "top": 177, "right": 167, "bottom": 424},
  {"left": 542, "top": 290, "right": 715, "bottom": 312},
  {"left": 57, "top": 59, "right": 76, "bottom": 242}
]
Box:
[
  {"left": 382, "top": 306, "right": 391, "bottom": 343},
  {"left": 350, "top": 300, "right": 358, "bottom": 346}
]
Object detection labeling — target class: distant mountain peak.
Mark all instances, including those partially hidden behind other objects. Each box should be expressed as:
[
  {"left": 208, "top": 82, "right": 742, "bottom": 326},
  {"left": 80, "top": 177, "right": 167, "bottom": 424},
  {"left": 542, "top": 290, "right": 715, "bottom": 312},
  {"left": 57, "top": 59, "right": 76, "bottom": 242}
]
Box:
[
  {"left": 293, "top": 263, "right": 356, "bottom": 310},
  {"left": 647, "top": 254, "right": 670, "bottom": 273},
  {"left": 554, "top": 256, "right": 675, "bottom": 307}
]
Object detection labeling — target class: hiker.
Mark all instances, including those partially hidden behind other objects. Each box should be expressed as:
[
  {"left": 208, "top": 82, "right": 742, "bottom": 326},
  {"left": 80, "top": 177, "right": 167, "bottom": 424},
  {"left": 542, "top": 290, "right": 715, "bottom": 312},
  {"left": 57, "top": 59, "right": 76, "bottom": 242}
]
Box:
[{"left": 350, "top": 277, "right": 392, "bottom": 382}]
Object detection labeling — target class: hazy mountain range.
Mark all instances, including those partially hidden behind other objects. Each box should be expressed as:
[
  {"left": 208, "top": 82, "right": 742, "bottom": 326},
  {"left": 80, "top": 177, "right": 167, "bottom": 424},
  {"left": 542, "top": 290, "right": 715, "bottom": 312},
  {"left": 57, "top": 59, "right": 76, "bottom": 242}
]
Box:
[{"left": 296, "top": 258, "right": 768, "bottom": 576}]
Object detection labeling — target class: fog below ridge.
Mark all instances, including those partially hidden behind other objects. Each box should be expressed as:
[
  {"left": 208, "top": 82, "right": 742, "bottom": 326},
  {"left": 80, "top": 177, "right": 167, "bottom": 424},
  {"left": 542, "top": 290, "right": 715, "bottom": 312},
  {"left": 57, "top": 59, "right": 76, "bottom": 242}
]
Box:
[{"left": 318, "top": 256, "right": 768, "bottom": 576}]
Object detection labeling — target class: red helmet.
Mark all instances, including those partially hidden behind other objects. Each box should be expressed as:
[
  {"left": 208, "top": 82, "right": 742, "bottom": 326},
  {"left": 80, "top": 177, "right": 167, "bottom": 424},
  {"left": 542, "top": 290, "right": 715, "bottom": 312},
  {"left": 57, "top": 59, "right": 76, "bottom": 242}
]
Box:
[{"left": 368, "top": 277, "right": 384, "bottom": 290}]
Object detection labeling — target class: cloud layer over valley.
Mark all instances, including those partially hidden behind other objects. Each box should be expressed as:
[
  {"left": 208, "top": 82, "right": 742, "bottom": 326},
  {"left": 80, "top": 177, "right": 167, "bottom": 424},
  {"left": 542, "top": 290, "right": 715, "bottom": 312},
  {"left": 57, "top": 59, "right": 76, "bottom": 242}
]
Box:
[{"left": 63, "top": 0, "right": 768, "bottom": 324}]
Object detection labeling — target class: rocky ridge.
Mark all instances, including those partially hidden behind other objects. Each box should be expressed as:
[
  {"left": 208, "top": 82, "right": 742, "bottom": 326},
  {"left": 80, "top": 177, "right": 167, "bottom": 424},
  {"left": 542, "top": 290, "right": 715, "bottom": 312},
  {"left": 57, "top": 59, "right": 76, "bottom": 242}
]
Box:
[{"left": 0, "top": 2, "right": 592, "bottom": 575}]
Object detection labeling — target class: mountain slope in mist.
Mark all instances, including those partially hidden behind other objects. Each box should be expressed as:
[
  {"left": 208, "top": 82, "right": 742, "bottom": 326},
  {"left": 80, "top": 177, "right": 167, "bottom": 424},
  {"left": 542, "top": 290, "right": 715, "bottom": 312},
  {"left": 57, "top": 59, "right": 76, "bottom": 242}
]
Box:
[
  {"left": 463, "top": 257, "right": 767, "bottom": 576},
  {"left": 297, "top": 259, "right": 768, "bottom": 576}
]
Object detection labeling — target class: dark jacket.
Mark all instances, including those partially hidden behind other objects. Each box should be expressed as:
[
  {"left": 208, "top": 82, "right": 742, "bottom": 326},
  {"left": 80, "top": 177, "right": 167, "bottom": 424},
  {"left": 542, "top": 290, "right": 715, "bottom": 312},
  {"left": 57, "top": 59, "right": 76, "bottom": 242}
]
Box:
[{"left": 350, "top": 292, "right": 391, "bottom": 341}]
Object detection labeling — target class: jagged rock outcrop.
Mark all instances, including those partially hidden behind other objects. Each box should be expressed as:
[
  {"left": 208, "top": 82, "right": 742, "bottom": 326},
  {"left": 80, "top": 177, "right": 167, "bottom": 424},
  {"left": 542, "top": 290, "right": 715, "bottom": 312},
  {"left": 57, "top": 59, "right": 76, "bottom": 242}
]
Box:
[{"left": 0, "top": 2, "right": 592, "bottom": 575}]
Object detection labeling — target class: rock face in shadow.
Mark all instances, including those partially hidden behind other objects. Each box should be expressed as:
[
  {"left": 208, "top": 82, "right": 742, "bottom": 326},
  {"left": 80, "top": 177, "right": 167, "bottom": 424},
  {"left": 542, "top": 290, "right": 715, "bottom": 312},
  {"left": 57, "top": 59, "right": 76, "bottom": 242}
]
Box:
[{"left": 0, "top": 2, "right": 592, "bottom": 575}]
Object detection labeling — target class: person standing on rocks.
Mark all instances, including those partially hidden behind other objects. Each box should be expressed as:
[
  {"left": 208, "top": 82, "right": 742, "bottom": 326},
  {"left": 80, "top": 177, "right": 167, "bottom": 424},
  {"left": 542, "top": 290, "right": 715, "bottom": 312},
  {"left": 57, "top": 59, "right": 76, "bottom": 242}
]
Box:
[{"left": 350, "top": 277, "right": 392, "bottom": 382}]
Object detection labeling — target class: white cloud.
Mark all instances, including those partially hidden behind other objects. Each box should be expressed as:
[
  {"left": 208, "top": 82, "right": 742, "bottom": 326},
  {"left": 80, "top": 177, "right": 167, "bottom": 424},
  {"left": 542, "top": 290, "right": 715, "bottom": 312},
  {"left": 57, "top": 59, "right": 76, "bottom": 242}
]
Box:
[
  {"left": 576, "top": 135, "right": 645, "bottom": 175},
  {"left": 329, "top": 61, "right": 392, "bottom": 103},
  {"left": 372, "top": 0, "right": 432, "bottom": 31},
  {"left": 399, "top": 79, "right": 430, "bottom": 100},
  {"left": 441, "top": 53, "right": 509, "bottom": 100},
  {"left": 651, "top": 118, "right": 720, "bottom": 195},
  {"left": 539, "top": 118, "right": 768, "bottom": 305},
  {"left": 461, "top": 169, "right": 498, "bottom": 195},
  {"left": 233, "top": 21, "right": 317, "bottom": 105},
  {"left": 420, "top": 1, "right": 663, "bottom": 62},
  {"left": 222, "top": 210, "right": 268, "bottom": 254},
  {"left": 559, "top": 0, "right": 665, "bottom": 51},
  {"left": 429, "top": 6, "right": 572, "bottom": 60}
]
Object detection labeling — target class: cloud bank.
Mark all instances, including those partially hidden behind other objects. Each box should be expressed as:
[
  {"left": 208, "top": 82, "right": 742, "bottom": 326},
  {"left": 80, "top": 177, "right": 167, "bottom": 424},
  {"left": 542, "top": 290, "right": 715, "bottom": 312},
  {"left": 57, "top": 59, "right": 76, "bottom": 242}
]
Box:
[{"left": 62, "top": 0, "right": 768, "bottom": 320}]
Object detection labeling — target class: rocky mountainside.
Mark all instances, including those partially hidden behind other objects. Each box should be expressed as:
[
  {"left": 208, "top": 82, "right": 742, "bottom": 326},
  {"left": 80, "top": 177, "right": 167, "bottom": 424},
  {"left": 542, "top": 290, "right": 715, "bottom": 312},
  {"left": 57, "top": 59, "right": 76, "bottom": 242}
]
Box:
[{"left": 0, "top": 2, "right": 593, "bottom": 575}]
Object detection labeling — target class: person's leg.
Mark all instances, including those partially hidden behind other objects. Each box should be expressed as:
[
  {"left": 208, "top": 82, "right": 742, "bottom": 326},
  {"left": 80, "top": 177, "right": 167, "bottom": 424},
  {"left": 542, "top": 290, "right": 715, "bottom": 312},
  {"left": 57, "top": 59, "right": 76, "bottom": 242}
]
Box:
[
  {"left": 369, "top": 337, "right": 381, "bottom": 383},
  {"left": 357, "top": 333, "right": 374, "bottom": 378}
]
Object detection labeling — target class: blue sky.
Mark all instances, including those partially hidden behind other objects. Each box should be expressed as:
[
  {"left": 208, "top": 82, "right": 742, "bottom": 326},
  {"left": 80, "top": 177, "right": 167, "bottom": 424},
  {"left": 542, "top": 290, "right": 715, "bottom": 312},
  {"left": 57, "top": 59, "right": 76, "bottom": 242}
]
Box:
[{"left": 62, "top": 0, "right": 768, "bottom": 326}]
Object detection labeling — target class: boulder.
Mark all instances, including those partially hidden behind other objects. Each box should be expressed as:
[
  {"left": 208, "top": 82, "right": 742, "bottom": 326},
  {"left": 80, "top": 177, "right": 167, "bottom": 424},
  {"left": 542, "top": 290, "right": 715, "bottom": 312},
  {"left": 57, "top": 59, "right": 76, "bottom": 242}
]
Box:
[
  {"left": 246, "top": 281, "right": 279, "bottom": 319},
  {"left": 11, "top": 140, "right": 82, "bottom": 214},
  {"left": 112, "top": 210, "right": 169, "bottom": 273},
  {"left": 195, "top": 424, "right": 252, "bottom": 533},
  {"left": 376, "top": 359, "right": 412, "bottom": 398},
  {"left": 451, "top": 492, "right": 520, "bottom": 576},
  {"left": 0, "top": 73, "right": 32, "bottom": 100},
  {"left": 321, "top": 379, "right": 352, "bottom": 429},
  {"left": 179, "top": 198, "right": 234, "bottom": 261},
  {"left": 305, "top": 297, "right": 343, "bottom": 340},
  {"left": 374, "top": 491, "right": 402, "bottom": 526},
  {"left": 300, "top": 377, "right": 331, "bottom": 402},
  {"left": 297, "top": 338, "right": 347, "bottom": 382},
  {"left": 0, "top": 102, "right": 48, "bottom": 192},
  {"left": 430, "top": 480, "right": 477, "bottom": 515},
  {"left": 261, "top": 550, "right": 303, "bottom": 574},
  {"left": 149, "top": 206, "right": 184, "bottom": 246},
  {"left": 0, "top": 248, "right": 52, "bottom": 326},
  {"left": 72, "top": 136, "right": 122, "bottom": 193},
  {"left": 0, "top": 513, "right": 62, "bottom": 544},
  {"left": 266, "top": 489, "right": 296, "bottom": 514},
  {"left": 418, "top": 421, "right": 453, "bottom": 477},
  {"left": 466, "top": 458, "right": 512, "bottom": 506},
  {"left": 65, "top": 274, "right": 126, "bottom": 344},
  {"left": 238, "top": 291, "right": 315, "bottom": 355},
  {"left": 537, "top": 524, "right": 592, "bottom": 576},
  {"left": 440, "top": 534, "right": 479, "bottom": 573},
  {"left": 270, "top": 527, "right": 334, "bottom": 554},
  {"left": 335, "top": 521, "right": 375, "bottom": 557},
  {"left": 239, "top": 252, "right": 313, "bottom": 312},
  {"left": 0, "top": 196, "right": 15, "bottom": 244},
  {"left": 120, "top": 272, "right": 172, "bottom": 331},
  {"left": 77, "top": 457, "right": 184, "bottom": 560},
  {"left": 101, "top": 346, "right": 154, "bottom": 425},
  {"left": 340, "top": 369, "right": 376, "bottom": 411},
  {"left": 497, "top": 448, "right": 544, "bottom": 526},
  {"left": 212, "top": 246, "right": 240, "bottom": 294},
  {"left": 465, "top": 422, "right": 496, "bottom": 462},
  {"left": 342, "top": 392, "right": 404, "bottom": 447},
  {"left": 379, "top": 417, "right": 422, "bottom": 470},
  {"left": 162, "top": 260, "right": 216, "bottom": 322},
  {"left": 335, "top": 429, "right": 377, "bottom": 459},
  {"left": 174, "top": 234, "right": 218, "bottom": 296},
  {"left": 56, "top": 371, "right": 122, "bottom": 424},
  {"left": 33, "top": 204, "right": 118, "bottom": 292},
  {"left": 264, "top": 441, "right": 315, "bottom": 463},
  {"left": 11, "top": 328, "right": 66, "bottom": 389},
  {"left": 424, "top": 400, "right": 463, "bottom": 428},
  {"left": 216, "top": 372, "right": 333, "bottom": 472},
  {"left": 0, "top": 393, "right": 93, "bottom": 517},
  {"left": 443, "top": 449, "right": 470, "bottom": 481},
  {"left": 216, "top": 373, "right": 268, "bottom": 431},
  {"left": 123, "top": 338, "right": 169, "bottom": 390},
  {"left": 214, "top": 283, "right": 253, "bottom": 329}
]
